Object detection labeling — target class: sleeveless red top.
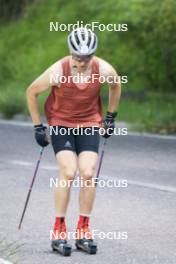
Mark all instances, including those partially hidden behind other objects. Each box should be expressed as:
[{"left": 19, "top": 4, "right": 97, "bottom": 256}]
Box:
[{"left": 44, "top": 56, "right": 102, "bottom": 127}]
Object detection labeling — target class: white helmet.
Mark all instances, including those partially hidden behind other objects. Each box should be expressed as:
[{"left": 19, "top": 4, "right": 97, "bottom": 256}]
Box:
[{"left": 68, "top": 27, "right": 98, "bottom": 56}]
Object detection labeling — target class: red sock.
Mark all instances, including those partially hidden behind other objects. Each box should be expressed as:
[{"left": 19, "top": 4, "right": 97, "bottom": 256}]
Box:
[
  {"left": 78, "top": 215, "right": 90, "bottom": 226},
  {"left": 76, "top": 215, "right": 91, "bottom": 239},
  {"left": 55, "top": 216, "right": 65, "bottom": 225},
  {"left": 52, "top": 217, "right": 66, "bottom": 240}
]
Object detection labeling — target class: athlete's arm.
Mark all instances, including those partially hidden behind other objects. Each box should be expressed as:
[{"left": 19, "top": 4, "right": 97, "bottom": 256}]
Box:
[
  {"left": 98, "top": 58, "right": 121, "bottom": 113},
  {"left": 26, "top": 61, "right": 62, "bottom": 125}
]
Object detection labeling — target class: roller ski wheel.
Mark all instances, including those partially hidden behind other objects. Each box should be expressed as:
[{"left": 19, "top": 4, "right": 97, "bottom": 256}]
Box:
[
  {"left": 75, "top": 238, "right": 97, "bottom": 254},
  {"left": 52, "top": 239, "right": 72, "bottom": 256}
]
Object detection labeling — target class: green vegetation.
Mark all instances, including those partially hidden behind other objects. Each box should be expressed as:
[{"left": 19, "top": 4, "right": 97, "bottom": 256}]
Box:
[
  {"left": 119, "top": 93, "right": 176, "bottom": 134},
  {"left": 0, "top": 237, "right": 22, "bottom": 263},
  {"left": 0, "top": 0, "right": 175, "bottom": 133}
]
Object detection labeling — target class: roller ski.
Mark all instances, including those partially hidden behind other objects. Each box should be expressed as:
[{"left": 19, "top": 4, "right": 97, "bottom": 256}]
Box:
[
  {"left": 51, "top": 217, "right": 72, "bottom": 256},
  {"left": 52, "top": 239, "right": 72, "bottom": 256},
  {"left": 75, "top": 238, "right": 97, "bottom": 254},
  {"left": 75, "top": 215, "right": 97, "bottom": 254}
]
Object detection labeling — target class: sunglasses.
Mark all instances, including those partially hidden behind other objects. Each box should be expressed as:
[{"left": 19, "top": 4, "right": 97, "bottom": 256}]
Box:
[{"left": 72, "top": 54, "right": 93, "bottom": 62}]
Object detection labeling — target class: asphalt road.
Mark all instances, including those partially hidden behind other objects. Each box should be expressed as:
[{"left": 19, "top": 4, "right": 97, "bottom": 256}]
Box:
[{"left": 0, "top": 121, "right": 176, "bottom": 264}]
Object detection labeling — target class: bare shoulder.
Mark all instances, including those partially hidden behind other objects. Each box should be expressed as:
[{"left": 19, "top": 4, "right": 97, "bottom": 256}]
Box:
[
  {"left": 48, "top": 59, "right": 63, "bottom": 77},
  {"left": 95, "top": 56, "right": 118, "bottom": 77},
  {"left": 45, "top": 59, "right": 63, "bottom": 86}
]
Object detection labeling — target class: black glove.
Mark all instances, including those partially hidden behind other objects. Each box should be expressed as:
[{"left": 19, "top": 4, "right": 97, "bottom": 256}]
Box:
[
  {"left": 34, "top": 124, "right": 49, "bottom": 147},
  {"left": 103, "top": 111, "right": 117, "bottom": 138}
]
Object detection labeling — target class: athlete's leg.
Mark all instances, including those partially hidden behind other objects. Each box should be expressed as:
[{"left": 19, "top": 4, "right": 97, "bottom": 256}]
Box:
[
  {"left": 78, "top": 151, "right": 98, "bottom": 214},
  {"left": 54, "top": 150, "right": 77, "bottom": 216},
  {"left": 51, "top": 126, "right": 78, "bottom": 216}
]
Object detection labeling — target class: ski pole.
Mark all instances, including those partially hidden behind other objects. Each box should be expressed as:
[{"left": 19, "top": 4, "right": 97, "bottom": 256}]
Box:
[
  {"left": 95, "top": 138, "right": 107, "bottom": 187},
  {"left": 18, "top": 147, "right": 44, "bottom": 230}
]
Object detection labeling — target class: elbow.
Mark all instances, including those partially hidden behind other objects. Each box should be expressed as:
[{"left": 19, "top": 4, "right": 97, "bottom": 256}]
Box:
[
  {"left": 26, "top": 86, "right": 31, "bottom": 99},
  {"left": 26, "top": 85, "right": 38, "bottom": 100}
]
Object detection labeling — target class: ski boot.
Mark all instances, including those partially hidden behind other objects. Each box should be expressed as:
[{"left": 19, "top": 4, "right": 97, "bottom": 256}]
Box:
[
  {"left": 75, "top": 216, "right": 97, "bottom": 254},
  {"left": 51, "top": 217, "right": 72, "bottom": 256}
]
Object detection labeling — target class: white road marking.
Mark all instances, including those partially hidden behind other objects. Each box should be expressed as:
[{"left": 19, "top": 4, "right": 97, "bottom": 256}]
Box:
[
  {"left": 127, "top": 179, "right": 176, "bottom": 193},
  {"left": 11, "top": 160, "right": 33, "bottom": 166},
  {"left": 0, "top": 120, "right": 33, "bottom": 127},
  {"left": 5, "top": 159, "right": 176, "bottom": 193},
  {"left": 101, "top": 174, "right": 176, "bottom": 193},
  {"left": 0, "top": 119, "right": 176, "bottom": 140},
  {"left": 11, "top": 160, "right": 58, "bottom": 171}
]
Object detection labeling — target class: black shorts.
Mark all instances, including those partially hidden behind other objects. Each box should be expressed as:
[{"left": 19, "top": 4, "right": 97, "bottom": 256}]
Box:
[{"left": 50, "top": 126, "right": 100, "bottom": 155}]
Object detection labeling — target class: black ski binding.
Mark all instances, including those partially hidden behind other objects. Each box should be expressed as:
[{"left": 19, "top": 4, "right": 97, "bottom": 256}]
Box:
[
  {"left": 52, "top": 239, "right": 72, "bottom": 256},
  {"left": 75, "top": 238, "right": 97, "bottom": 254}
]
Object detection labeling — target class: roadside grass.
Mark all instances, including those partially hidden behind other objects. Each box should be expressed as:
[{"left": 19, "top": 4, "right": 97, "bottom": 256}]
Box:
[
  {"left": 118, "top": 93, "right": 176, "bottom": 134},
  {"left": 0, "top": 87, "right": 26, "bottom": 119},
  {"left": 0, "top": 237, "right": 22, "bottom": 264}
]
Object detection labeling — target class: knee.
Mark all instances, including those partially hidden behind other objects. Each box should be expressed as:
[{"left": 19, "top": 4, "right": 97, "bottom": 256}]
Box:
[
  {"left": 80, "top": 168, "right": 94, "bottom": 181},
  {"left": 65, "top": 170, "right": 75, "bottom": 181},
  {"left": 61, "top": 167, "right": 76, "bottom": 182}
]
